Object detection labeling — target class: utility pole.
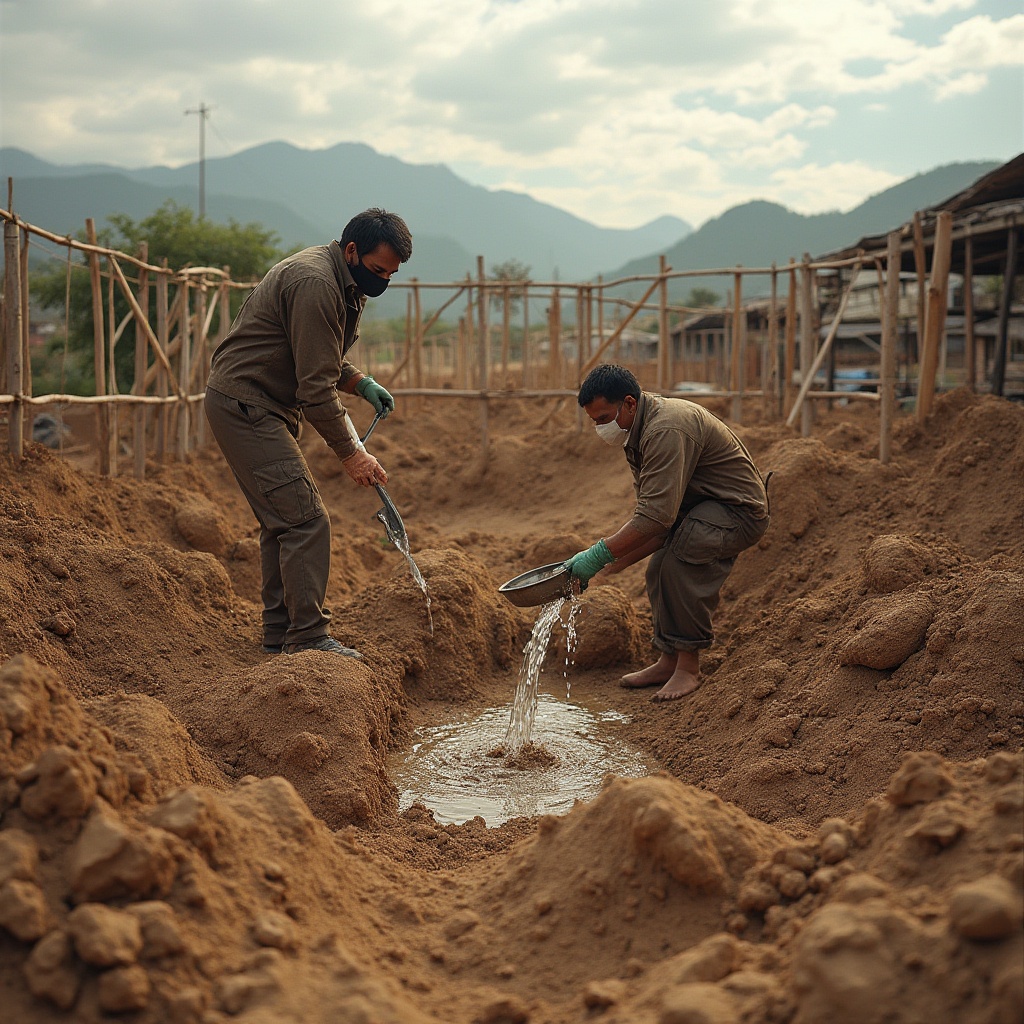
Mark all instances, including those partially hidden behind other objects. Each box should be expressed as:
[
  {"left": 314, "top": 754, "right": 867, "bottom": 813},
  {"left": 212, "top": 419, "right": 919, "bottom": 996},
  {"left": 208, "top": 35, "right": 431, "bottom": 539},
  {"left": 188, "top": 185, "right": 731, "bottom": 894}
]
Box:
[{"left": 184, "top": 102, "right": 211, "bottom": 219}]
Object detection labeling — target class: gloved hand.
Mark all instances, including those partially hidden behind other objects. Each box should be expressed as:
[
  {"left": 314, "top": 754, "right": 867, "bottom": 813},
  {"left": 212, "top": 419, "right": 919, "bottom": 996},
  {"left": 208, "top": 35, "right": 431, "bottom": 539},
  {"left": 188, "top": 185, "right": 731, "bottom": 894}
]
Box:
[
  {"left": 356, "top": 375, "right": 395, "bottom": 418},
  {"left": 564, "top": 539, "right": 615, "bottom": 583}
]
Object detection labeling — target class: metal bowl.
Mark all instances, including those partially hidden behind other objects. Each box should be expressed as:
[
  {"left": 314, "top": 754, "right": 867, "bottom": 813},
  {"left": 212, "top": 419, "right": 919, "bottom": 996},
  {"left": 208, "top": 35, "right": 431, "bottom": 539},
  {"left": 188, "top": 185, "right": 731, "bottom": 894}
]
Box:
[{"left": 498, "top": 561, "right": 574, "bottom": 608}]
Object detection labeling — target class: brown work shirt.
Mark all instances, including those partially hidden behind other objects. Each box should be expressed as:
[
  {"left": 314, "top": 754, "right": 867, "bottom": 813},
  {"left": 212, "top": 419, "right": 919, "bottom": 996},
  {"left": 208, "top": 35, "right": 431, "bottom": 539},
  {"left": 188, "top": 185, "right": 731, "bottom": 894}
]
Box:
[
  {"left": 624, "top": 392, "right": 768, "bottom": 529},
  {"left": 207, "top": 242, "right": 366, "bottom": 458}
]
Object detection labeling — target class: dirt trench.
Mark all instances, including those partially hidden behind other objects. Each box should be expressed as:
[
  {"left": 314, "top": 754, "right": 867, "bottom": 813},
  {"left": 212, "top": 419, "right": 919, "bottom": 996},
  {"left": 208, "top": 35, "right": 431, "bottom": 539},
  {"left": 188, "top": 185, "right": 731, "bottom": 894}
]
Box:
[{"left": 0, "top": 390, "right": 1021, "bottom": 1023}]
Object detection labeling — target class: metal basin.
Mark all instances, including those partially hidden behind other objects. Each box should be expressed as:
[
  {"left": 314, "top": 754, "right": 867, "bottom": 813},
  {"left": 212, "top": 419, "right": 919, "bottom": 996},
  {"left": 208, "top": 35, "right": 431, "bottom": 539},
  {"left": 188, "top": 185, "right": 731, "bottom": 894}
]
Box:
[{"left": 498, "top": 562, "right": 574, "bottom": 608}]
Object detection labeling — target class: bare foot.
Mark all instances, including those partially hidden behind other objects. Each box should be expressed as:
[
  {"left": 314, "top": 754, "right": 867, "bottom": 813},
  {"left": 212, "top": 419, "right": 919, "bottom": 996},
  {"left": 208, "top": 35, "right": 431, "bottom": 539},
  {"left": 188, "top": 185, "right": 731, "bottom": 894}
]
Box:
[
  {"left": 620, "top": 655, "right": 675, "bottom": 689},
  {"left": 650, "top": 669, "right": 701, "bottom": 703}
]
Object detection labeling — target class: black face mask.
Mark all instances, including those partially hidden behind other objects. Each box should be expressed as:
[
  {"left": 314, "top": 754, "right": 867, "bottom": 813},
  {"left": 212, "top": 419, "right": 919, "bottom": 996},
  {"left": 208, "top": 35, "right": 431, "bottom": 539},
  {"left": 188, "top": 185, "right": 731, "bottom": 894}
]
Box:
[{"left": 349, "top": 257, "right": 390, "bottom": 297}]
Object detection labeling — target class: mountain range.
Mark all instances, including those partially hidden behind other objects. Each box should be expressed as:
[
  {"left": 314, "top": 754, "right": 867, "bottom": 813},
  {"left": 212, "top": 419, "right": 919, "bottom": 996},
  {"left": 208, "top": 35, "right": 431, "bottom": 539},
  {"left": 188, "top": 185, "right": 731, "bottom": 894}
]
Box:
[{"left": 0, "top": 143, "right": 1001, "bottom": 306}]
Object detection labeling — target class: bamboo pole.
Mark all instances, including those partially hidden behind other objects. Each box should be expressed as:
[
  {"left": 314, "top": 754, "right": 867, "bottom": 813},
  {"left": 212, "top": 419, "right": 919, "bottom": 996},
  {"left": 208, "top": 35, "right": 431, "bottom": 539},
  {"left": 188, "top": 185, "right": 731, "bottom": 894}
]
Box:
[
  {"left": 110, "top": 259, "right": 183, "bottom": 396},
  {"left": 192, "top": 281, "right": 208, "bottom": 447},
  {"left": 730, "top": 268, "right": 743, "bottom": 422},
  {"left": 579, "top": 272, "right": 666, "bottom": 379},
  {"left": 4, "top": 217, "right": 24, "bottom": 458},
  {"left": 548, "top": 285, "right": 561, "bottom": 385},
  {"left": 992, "top": 225, "right": 1019, "bottom": 398},
  {"left": 132, "top": 242, "right": 149, "bottom": 479},
  {"left": 156, "top": 263, "right": 169, "bottom": 461},
  {"left": 784, "top": 258, "right": 797, "bottom": 415},
  {"left": 522, "top": 286, "right": 530, "bottom": 388},
  {"left": 85, "top": 219, "right": 111, "bottom": 475},
  {"left": 178, "top": 278, "right": 191, "bottom": 458},
  {"left": 463, "top": 275, "right": 474, "bottom": 389},
  {"left": 768, "top": 262, "right": 779, "bottom": 418},
  {"left": 412, "top": 280, "right": 423, "bottom": 391},
  {"left": 963, "top": 231, "right": 976, "bottom": 391},
  {"left": 107, "top": 257, "right": 121, "bottom": 475},
  {"left": 880, "top": 231, "right": 900, "bottom": 464},
  {"left": 917, "top": 211, "right": 953, "bottom": 420},
  {"left": 658, "top": 255, "right": 670, "bottom": 391},
  {"left": 477, "top": 256, "right": 488, "bottom": 460},
  {"left": 501, "top": 284, "right": 510, "bottom": 384},
  {"left": 912, "top": 212, "right": 926, "bottom": 367},
  {"left": 786, "top": 260, "right": 862, "bottom": 428},
  {"left": 799, "top": 254, "right": 815, "bottom": 437},
  {"left": 19, "top": 224, "right": 31, "bottom": 444}
]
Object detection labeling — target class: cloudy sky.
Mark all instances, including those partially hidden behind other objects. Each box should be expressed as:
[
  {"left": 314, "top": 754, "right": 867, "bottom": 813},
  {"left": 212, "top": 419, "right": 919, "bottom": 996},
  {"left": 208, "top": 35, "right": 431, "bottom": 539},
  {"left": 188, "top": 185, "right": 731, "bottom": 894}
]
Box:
[{"left": 1, "top": 0, "right": 1021, "bottom": 229}]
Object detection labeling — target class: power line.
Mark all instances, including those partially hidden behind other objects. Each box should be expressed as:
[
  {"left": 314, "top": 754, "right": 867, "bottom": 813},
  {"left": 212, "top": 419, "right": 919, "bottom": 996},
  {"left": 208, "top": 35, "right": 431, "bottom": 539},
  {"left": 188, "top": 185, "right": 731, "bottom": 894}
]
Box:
[{"left": 184, "top": 102, "right": 213, "bottom": 219}]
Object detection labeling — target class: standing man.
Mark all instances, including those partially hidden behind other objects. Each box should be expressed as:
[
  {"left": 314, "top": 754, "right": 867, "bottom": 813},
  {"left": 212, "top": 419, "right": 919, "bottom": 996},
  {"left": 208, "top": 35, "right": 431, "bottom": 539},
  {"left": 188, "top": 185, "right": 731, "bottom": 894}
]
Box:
[
  {"left": 205, "top": 208, "right": 413, "bottom": 658},
  {"left": 565, "top": 364, "right": 769, "bottom": 702}
]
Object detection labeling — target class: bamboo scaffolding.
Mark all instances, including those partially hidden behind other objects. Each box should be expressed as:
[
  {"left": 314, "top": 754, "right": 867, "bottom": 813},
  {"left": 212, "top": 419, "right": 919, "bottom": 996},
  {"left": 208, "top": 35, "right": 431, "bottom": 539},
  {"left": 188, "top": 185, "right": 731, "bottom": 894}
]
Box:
[
  {"left": 916, "top": 211, "right": 953, "bottom": 420},
  {"left": 787, "top": 259, "right": 863, "bottom": 427},
  {"left": 4, "top": 217, "right": 24, "bottom": 458},
  {"left": 880, "top": 232, "right": 900, "bottom": 464},
  {"left": 132, "top": 242, "right": 149, "bottom": 479}
]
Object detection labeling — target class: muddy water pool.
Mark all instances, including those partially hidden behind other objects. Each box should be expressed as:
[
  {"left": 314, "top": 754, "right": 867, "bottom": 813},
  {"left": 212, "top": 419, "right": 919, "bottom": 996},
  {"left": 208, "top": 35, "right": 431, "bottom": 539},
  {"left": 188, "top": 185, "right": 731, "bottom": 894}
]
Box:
[{"left": 389, "top": 692, "right": 655, "bottom": 826}]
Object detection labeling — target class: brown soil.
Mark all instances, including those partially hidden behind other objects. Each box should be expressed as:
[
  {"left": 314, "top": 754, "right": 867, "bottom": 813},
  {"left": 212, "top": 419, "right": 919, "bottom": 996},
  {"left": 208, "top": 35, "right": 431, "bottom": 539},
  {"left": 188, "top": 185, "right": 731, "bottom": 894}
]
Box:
[{"left": 1, "top": 389, "right": 1022, "bottom": 1023}]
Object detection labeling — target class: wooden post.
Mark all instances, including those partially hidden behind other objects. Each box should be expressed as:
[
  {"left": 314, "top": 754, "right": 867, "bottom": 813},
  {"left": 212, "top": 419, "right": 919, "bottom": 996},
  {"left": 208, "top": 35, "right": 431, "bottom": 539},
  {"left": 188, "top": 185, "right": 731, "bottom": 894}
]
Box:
[
  {"left": 477, "top": 256, "right": 488, "bottom": 460},
  {"left": 880, "top": 231, "right": 900, "bottom": 464},
  {"left": 768, "top": 262, "right": 780, "bottom": 418},
  {"left": 786, "top": 261, "right": 862, "bottom": 428},
  {"left": 156, "top": 262, "right": 169, "bottom": 461},
  {"left": 522, "top": 286, "right": 530, "bottom": 388},
  {"left": 549, "top": 285, "right": 561, "bottom": 385},
  {"left": 85, "top": 219, "right": 111, "bottom": 475},
  {"left": 501, "top": 283, "right": 510, "bottom": 385},
  {"left": 19, "top": 225, "right": 31, "bottom": 444},
  {"left": 596, "top": 275, "right": 604, "bottom": 372},
  {"left": 784, "top": 258, "right": 797, "bottom": 415},
  {"left": 917, "top": 210, "right": 953, "bottom": 420},
  {"left": 730, "top": 268, "right": 743, "bottom": 421},
  {"left": 992, "top": 225, "right": 1019, "bottom": 398},
  {"left": 658, "top": 255, "right": 670, "bottom": 391},
  {"left": 3, "top": 217, "right": 24, "bottom": 459},
  {"left": 963, "top": 231, "right": 976, "bottom": 391},
  {"left": 132, "top": 242, "right": 149, "bottom": 479},
  {"left": 912, "top": 211, "right": 926, "bottom": 366},
  {"left": 193, "top": 279, "right": 208, "bottom": 448},
  {"left": 477, "top": 256, "right": 488, "bottom": 389},
  {"left": 178, "top": 278, "right": 191, "bottom": 459},
  {"left": 462, "top": 274, "right": 473, "bottom": 389},
  {"left": 412, "top": 280, "right": 423, "bottom": 392},
  {"left": 799, "top": 254, "right": 815, "bottom": 437}
]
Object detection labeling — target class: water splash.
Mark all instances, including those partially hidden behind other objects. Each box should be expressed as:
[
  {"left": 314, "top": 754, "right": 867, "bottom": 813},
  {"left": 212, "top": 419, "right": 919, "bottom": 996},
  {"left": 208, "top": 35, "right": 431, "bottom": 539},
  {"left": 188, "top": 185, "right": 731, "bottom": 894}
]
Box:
[
  {"left": 503, "top": 596, "right": 582, "bottom": 756},
  {"left": 386, "top": 522, "right": 434, "bottom": 636}
]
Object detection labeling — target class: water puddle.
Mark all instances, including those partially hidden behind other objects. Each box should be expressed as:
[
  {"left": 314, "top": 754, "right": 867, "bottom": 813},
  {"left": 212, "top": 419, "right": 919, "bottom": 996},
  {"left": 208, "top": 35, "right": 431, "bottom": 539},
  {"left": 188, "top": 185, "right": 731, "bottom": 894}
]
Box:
[{"left": 389, "top": 694, "right": 652, "bottom": 826}]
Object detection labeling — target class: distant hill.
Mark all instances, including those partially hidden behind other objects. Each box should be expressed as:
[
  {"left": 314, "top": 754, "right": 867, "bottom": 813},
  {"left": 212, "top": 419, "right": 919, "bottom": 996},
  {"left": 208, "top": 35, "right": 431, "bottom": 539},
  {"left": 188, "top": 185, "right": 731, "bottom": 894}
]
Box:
[
  {"left": 0, "top": 143, "right": 691, "bottom": 283},
  {"left": 608, "top": 161, "right": 1001, "bottom": 300},
  {"left": 1, "top": 144, "right": 1005, "bottom": 312}
]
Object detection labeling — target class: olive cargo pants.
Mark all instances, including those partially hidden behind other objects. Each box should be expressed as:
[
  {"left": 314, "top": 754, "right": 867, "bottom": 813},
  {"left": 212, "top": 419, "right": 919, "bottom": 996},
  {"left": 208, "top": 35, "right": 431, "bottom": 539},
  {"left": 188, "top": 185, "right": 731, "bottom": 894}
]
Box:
[
  {"left": 204, "top": 388, "right": 332, "bottom": 647},
  {"left": 646, "top": 500, "right": 769, "bottom": 653}
]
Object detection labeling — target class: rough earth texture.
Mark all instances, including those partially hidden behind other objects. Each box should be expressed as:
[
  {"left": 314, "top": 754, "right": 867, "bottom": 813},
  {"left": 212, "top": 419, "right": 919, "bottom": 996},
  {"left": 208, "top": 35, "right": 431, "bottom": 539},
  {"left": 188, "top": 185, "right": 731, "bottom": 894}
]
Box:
[{"left": 0, "top": 388, "right": 1021, "bottom": 1023}]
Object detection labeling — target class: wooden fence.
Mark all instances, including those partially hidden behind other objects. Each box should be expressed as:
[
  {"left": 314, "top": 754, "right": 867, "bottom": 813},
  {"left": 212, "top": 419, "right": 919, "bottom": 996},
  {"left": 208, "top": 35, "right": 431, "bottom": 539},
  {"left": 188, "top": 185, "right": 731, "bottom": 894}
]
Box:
[{"left": 3, "top": 201, "right": 956, "bottom": 476}]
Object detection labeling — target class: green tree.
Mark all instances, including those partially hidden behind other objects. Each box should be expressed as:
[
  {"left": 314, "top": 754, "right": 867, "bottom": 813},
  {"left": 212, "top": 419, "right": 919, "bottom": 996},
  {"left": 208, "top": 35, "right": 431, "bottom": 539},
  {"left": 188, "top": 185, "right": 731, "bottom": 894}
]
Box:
[
  {"left": 31, "top": 201, "right": 282, "bottom": 394},
  {"left": 684, "top": 287, "right": 720, "bottom": 309},
  {"left": 489, "top": 258, "right": 531, "bottom": 316}
]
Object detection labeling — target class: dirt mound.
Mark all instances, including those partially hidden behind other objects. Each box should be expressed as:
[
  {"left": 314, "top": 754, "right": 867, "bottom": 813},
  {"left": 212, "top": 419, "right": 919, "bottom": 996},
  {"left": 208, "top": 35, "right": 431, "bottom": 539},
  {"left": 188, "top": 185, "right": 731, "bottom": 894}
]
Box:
[{"left": 1, "top": 388, "right": 1022, "bottom": 1022}]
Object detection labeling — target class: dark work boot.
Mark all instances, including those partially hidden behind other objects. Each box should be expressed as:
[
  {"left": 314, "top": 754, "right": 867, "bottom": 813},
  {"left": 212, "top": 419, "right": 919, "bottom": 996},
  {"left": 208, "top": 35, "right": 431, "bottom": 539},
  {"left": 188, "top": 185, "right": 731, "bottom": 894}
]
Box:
[
  {"left": 283, "top": 636, "right": 364, "bottom": 660},
  {"left": 262, "top": 643, "right": 284, "bottom": 655}
]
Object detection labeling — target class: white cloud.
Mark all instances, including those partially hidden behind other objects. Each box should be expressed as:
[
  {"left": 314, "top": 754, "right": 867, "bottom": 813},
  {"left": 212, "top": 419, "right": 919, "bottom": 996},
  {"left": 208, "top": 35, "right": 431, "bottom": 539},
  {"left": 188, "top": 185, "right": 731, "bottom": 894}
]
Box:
[{"left": 0, "top": 0, "right": 1019, "bottom": 228}]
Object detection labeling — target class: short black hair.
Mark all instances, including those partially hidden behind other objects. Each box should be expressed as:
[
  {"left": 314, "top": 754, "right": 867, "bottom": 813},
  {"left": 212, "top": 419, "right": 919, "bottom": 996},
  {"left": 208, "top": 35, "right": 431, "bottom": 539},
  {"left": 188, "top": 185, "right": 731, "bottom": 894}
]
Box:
[
  {"left": 340, "top": 209, "right": 413, "bottom": 263},
  {"left": 578, "top": 364, "right": 641, "bottom": 407}
]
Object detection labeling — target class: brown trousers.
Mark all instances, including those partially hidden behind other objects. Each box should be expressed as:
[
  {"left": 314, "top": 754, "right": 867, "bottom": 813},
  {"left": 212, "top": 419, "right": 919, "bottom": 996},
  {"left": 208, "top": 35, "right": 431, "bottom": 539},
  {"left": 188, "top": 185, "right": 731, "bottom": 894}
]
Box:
[
  {"left": 204, "top": 388, "right": 332, "bottom": 647},
  {"left": 646, "top": 500, "right": 769, "bottom": 653}
]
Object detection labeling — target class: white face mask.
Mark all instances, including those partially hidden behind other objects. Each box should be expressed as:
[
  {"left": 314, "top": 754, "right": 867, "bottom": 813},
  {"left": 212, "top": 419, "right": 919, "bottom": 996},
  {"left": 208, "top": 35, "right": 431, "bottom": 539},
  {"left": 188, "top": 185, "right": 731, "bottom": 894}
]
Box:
[{"left": 594, "top": 404, "right": 630, "bottom": 446}]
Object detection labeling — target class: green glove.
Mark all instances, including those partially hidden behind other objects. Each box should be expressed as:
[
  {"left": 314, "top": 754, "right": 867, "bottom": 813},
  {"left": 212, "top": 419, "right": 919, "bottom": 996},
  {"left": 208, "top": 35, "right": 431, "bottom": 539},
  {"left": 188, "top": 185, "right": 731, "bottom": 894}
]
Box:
[
  {"left": 564, "top": 539, "right": 614, "bottom": 583},
  {"left": 356, "top": 375, "right": 395, "bottom": 418}
]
